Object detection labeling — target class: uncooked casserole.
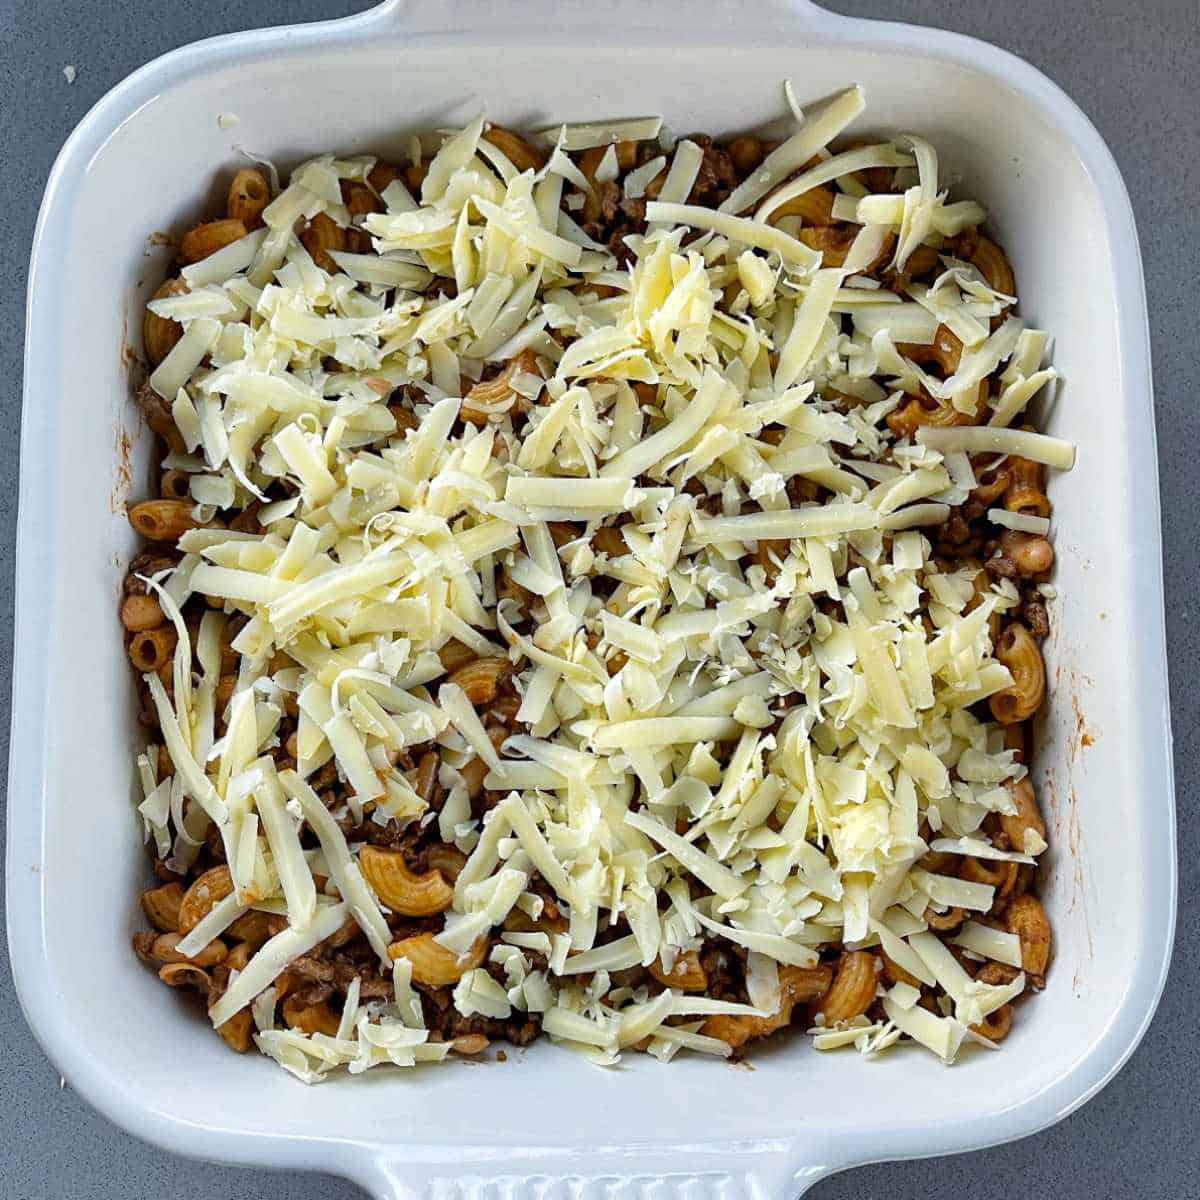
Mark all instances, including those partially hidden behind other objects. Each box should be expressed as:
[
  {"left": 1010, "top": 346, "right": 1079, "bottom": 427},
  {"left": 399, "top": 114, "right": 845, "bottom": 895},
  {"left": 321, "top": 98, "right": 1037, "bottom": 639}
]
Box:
[{"left": 123, "top": 83, "right": 1074, "bottom": 1081}]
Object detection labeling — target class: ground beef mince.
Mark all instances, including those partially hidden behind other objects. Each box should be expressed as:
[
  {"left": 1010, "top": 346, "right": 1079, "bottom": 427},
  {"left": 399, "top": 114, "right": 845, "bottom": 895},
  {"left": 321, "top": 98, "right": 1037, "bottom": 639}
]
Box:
[
  {"left": 685, "top": 135, "right": 738, "bottom": 207},
  {"left": 699, "top": 939, "right": 750, "bottom": 1005},
  {"left": 419, "top": 983, "right": 542, "bottom": 1047},
  {"left": 1021, "top": 593, "right": 1051, "bottom": 637}
]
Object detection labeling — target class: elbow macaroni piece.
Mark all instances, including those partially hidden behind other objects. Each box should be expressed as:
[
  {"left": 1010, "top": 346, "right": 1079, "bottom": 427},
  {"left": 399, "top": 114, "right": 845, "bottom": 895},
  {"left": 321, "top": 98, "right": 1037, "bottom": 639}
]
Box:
[
  {"left": 143, "top": 277, "right": 188, "bottom": 367},
  {"left": 1005, "top": 895, "right": 1052, "bottom": 977},
  {"left": 814, "top": 951, "right": 878, "bottom": 1025},
  {"left": 768, "top": 184, "right": 836, "bottom": 226},
  {"left": 178, "top": 866, "right": 235, "bottom": 934},
  {"left": 970, "top": 234, "right": 1016, "bottom": 297},
  {"left": 447, "top": 656, "right": 512, "bottom": 706},
  {"left": 648, "top": 951, "right": 708, "bottom": 992},
  {"left": 462, "top": 349, "right": 543, "bottom": 424},
  {"left": 226, "top": 168, "right": 271, "bottom": 229},
  {"left": 180, "top": 218, "right": 247, "bottom": 265},
  {"left": 1000, "top": 777, "right": 1046, "bottom": 852},
  {"left": 483, "top": 125, "right": 547, "bottom": 173},
  {"left": 140, "top": 882, "right": 184, "bottom": 933},
  {"left": 888, "top": 326, "right": 987, "bottom": 438},
  {"left": 127, "top": 626, "right": 176, "bottom": 673},
  {"left": 128, "top": 498, "right": 206, "bottom": 542},
  {"left": 991, "top": 622, "right": 1046, "bottom": 723},
  {"left": 360, "top": 846, "right": 455, "bottom": 917},
  {"left": 1004, "top": 453, "right": 1051, "bottom": 518},
  {"left": 387, "top": 932, "right": 488, "bottom": 986},
  {"left": 701, "top": 964, "right": 833, "bottom": 1049}
]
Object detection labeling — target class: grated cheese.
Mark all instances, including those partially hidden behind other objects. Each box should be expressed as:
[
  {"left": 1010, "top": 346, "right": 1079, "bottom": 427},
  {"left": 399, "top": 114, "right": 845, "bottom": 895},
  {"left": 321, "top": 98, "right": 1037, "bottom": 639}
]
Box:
[
  {"left": 917, "top": 426, "right": 1076, "bottom": 470},
  {"left": 721, "top": 86, "right": 866, "bottom": 215},
  {"left": 129, "top": 84, "right": 1070, "bottom": 1079},
  {"left": 209, "top": 902, "right": 348, "bottom": 1028},
  {"left": 987, "top": 509, "right": 1051, "bottom": 535},
  {"left": 281, "top": 770, "right": 392, "bottom": 962},
  {"left": 952, "top": 920, "right": 1025, "bottom": 968},
  {"left": 881, "top": 995, "right": 967, "bottom": 1063},
  {"left": 537, "top": 117, "right": 664, "bottom": 151},
  {"left": 644, "top": 202, "right": 822, "bottom": 267}
]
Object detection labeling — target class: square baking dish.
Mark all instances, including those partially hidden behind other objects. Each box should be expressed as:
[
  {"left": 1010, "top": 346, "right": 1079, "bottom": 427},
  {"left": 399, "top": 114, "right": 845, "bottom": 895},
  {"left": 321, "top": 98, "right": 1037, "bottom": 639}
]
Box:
[{"left": 8, "top": 1, "right": 1175, "bottom": 1196}]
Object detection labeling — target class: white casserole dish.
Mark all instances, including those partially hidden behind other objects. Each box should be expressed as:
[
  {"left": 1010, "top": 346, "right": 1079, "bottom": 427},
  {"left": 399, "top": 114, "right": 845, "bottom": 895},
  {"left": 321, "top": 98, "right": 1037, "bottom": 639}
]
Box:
[{"left": 7, "top": 1, "right": 1175, "bottom": 1195}]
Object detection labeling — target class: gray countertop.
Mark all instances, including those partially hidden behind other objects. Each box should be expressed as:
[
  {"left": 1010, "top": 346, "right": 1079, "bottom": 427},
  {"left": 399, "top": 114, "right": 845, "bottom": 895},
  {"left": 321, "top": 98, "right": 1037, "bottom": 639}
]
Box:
[{"left": 1, "top": 1, "right": 1196, "bottom": 1196}]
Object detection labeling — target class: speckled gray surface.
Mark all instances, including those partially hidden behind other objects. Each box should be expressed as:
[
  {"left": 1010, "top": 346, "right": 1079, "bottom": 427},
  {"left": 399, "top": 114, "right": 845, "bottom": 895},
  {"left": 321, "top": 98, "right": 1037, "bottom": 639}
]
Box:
[{"left": 0, "top": 1, "right": 1195, "bottom": 1196}]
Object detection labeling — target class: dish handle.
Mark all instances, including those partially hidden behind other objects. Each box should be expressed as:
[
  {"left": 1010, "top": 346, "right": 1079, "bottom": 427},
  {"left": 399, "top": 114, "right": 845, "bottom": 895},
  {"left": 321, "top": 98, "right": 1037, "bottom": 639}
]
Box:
[
  {"left": 355, "top": 1142, "right": 833, "bottom": 1200},
  {"left": 360, "top": 0, "right": 838, "bottom": 34}
]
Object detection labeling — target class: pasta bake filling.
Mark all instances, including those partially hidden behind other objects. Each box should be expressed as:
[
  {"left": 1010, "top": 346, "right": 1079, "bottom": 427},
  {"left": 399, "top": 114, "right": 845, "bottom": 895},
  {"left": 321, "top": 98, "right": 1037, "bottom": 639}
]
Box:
[{"left": 126, "top": 84, "right": 1067, "bottom": 1080}]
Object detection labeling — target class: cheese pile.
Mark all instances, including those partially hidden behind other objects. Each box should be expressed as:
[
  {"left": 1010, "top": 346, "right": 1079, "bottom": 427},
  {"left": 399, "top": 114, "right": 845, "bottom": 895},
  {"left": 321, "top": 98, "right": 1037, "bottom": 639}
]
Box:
[{"left": 135, "top": 83, "right": 1071, "bottom": 1080}]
